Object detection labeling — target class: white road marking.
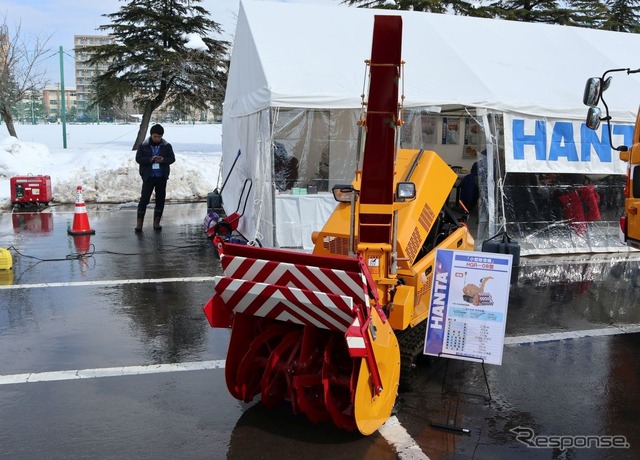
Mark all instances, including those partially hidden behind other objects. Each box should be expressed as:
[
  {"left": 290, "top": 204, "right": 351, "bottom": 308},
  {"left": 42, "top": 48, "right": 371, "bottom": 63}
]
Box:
[
  {"left": 379, "top": 416, "right": 430, "bottom": 460},
  {"left": 0, "top": 360, "right": 226, "bottom": 385},
  {"left": 504, "top": 323, "right": 640, "bottom": 345},
  {"left": 0, "top": 276, "right": 217, "bottom": 290}
]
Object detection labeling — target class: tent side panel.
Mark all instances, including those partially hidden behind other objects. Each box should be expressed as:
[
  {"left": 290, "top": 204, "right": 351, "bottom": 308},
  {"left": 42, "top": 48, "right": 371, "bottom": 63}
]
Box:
[{"left": 222, "top": 109, "right": 275, "bottom": 247}]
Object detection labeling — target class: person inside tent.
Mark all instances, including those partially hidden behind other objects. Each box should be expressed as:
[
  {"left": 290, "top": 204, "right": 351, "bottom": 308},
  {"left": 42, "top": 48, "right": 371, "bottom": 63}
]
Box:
[
  {"left": 273, "top": 141, "right": 299, "bottom": 192},
  {"left": 458, "top": 161, "right": 479, "bottom": 212}
]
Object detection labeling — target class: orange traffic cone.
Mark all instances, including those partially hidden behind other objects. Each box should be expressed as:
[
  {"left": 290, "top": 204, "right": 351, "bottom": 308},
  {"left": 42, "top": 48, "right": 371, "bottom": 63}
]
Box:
[{"left": 67, "top": 186, "right": 96, "bottom": 235}]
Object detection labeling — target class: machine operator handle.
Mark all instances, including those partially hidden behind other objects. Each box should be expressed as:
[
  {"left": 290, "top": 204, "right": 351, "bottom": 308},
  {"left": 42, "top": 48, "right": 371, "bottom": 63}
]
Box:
[{"left": 218, "top": 149, "right": 242, "bottom": 194}]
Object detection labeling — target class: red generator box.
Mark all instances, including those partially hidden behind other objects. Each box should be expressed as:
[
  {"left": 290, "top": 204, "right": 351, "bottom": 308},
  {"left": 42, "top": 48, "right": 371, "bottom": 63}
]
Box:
[{"left": 10, "top": 175, "right": 53, "bottom": 206}]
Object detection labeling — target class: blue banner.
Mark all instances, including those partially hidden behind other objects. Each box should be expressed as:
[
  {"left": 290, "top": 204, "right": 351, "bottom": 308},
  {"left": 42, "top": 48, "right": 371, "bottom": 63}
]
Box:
[{"left": 503, "top": 113, "right": 631, "bottom": 175}]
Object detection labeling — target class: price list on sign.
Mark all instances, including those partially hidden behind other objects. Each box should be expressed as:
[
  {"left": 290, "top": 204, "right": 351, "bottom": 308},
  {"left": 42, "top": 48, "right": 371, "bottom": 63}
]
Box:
[{"left": 424, "top": 249, "right": 513, "bottom": 365}]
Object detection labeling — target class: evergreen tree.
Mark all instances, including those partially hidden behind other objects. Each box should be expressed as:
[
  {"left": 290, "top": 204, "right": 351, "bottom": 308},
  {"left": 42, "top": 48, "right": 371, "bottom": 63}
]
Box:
[
  {"left": 484, "top": 1, "right": 573, "bottom": 24},
  {"left": 341, "top": 0, "right": 479, "bottom": 14},
  {"left": 85, "top": 0, "right": 229, "bottom": 150},
  {"left": 342, "top": 0, "right": 578, "bottom": 22},
  {"left": 603, "top": 0, "right": 640, "bottom": 32},
  {"left": 567, "top": 0, "right": 609, "bottom": 28}
]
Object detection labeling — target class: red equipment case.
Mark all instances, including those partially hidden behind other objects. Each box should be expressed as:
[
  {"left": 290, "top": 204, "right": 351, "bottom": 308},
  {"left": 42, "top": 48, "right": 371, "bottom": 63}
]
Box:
[{"left": 10, "top": 175, "right": 53, "bottom": 205}]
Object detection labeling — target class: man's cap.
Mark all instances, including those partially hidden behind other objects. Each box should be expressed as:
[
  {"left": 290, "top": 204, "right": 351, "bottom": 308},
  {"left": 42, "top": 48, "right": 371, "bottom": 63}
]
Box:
[{"left": 150, "top": 124, "right": 164, "bottom": 135}]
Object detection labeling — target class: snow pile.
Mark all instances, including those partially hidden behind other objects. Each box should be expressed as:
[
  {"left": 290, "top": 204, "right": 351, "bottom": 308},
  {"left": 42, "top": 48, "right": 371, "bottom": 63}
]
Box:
[{"left": 0, "top": 124, "right": 222, "bottom": 210}]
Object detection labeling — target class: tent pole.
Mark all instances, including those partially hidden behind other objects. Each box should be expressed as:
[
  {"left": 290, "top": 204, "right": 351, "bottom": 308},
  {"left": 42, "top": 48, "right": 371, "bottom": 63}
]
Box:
[
  {"left": 272, "top": 181, "right": 277, "bottom": 246},
  {"left": 480, "top": 110, "right": 496, "bottom": 240},
  {"left": 270, "top": 107, "right": 278, "bottom": 246}
]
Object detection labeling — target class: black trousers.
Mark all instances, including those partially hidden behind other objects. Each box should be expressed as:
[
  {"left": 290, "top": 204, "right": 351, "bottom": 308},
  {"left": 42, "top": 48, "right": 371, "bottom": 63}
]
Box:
[{"left": 137, "top": 177, "right": 167, "bottom": 218}]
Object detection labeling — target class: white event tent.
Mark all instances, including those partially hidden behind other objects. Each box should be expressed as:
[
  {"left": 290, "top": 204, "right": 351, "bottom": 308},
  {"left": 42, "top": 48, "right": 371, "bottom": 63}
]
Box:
[{"left": 220, "top": 0, "right": 640, "bottom": 254}]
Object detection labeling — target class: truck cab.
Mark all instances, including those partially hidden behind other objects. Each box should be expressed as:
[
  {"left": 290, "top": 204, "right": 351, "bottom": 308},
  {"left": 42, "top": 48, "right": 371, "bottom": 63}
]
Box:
[
  {"left": 619, "top": 110, "right": 640, "bottom": 248},
  {"left": 583, "top": 68, "right": 640, "bottom": 248}
]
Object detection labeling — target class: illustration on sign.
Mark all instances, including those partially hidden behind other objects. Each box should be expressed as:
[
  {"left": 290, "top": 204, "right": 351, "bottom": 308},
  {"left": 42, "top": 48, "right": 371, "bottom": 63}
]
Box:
[{"left": 423, "top": 249, "right": 513, "bottom": 365}]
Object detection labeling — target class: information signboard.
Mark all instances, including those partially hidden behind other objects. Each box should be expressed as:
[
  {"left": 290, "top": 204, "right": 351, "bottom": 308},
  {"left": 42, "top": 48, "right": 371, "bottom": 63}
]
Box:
[{"left": 423, "top": 249, "right": 513, "bottom": 365}]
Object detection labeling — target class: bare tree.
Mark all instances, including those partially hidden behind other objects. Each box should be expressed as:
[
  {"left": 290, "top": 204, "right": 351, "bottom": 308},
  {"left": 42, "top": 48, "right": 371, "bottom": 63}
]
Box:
[{"left": 0, "top": 15, "right": 51, "bottom": 138}]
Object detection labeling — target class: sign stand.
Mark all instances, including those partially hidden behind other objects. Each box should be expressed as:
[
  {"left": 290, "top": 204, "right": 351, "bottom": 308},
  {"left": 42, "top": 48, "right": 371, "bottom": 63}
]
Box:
[{"left": 430, "top": 353, "right": 492, "bottom": 435}]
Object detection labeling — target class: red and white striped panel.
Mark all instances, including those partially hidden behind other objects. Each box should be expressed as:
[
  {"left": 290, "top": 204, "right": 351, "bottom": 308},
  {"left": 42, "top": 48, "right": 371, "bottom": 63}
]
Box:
[
  {"left": 214, "top": 276, "right": 355, "bottom": 331},
  {"left": 345, "top": 316, "right": 367, "bottom": 357},
  {"left": 220, "top": 254, "right": 370, "bottom": 306}
]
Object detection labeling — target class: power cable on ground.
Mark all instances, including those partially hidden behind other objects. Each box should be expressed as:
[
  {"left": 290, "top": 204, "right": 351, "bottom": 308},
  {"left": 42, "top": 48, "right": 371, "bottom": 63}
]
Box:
[{"left": 5, "top": 241, "right": 211, "bottom": 263}]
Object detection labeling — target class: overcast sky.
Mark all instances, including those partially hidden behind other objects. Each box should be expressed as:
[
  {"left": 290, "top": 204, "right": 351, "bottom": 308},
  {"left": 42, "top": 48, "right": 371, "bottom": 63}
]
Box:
[{"left": 2, "top": 0, "right": 344, "bottom": 88}]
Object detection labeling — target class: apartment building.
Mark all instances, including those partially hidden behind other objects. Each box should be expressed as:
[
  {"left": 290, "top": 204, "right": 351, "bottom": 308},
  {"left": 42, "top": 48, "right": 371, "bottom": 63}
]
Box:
[
  {"left": 42, "top": 87, "right": 77, "bottom": 121},
  {"left": 73, "top": 34, "right": 115, "bottom": 116}
]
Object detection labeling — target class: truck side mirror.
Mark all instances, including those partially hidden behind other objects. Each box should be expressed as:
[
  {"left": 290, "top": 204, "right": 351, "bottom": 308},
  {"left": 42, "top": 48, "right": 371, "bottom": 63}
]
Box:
[
  {"left": 586, "top": 107, "right": 602, "bottom": 130},
  {"left": 583, "top": 77, "right": 601, "bottom": 106}
]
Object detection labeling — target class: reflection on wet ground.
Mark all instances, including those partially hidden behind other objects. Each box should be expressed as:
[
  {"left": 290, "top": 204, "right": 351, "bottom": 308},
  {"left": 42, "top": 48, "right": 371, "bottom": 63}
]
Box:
[{"left": 509, "top": 253, "right": 640, "bottom": 335}]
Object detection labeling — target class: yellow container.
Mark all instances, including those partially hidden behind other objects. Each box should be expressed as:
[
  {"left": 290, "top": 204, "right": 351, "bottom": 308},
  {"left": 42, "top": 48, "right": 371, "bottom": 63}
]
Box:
[
  {"left": 0, "top": 269, "right": 13, "bottom": 285},
  {"left": 0, "top": 248, "right": 12, "bottom": 270}
]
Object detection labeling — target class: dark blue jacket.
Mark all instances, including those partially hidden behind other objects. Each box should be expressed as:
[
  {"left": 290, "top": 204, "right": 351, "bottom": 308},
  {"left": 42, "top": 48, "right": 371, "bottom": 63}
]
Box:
[
  {"left": 136, "top": 138, "right": 176, "bottom": 180},
  {"left": 459, "top": 162, "right": 479, "bottom": 210}
]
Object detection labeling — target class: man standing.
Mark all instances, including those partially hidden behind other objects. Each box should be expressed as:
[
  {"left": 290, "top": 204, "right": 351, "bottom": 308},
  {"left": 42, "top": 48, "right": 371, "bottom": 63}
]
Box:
[{"left": 135, "top": 124, "right": 176, "bottom": 232}]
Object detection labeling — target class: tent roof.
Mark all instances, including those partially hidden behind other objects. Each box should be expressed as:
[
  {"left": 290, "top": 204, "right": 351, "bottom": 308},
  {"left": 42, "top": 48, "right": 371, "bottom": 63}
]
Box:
[{"left": 224, "top": 0, "right": 640, "bottom": 122}]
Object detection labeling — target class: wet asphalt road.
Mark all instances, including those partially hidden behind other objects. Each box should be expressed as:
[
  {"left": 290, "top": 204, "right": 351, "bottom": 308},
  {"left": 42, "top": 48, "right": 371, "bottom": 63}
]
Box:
[{"left": 1, "top": 202, "right": 639, "bottom": 459}]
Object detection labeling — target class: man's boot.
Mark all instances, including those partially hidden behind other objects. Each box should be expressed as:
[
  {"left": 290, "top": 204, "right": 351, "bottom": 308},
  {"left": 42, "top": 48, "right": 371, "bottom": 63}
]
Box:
[
  {"left": 135, "top": 215, "right": 144, "bottom": 233},
  {"left": 153, "top": 215, "right": 162, "bottom": 231}
]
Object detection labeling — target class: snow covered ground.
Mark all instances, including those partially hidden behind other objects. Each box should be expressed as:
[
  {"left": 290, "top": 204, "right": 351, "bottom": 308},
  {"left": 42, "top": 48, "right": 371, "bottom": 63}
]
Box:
[{"left": 0, "top": 123, "right": 223, "bottom": 210}]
